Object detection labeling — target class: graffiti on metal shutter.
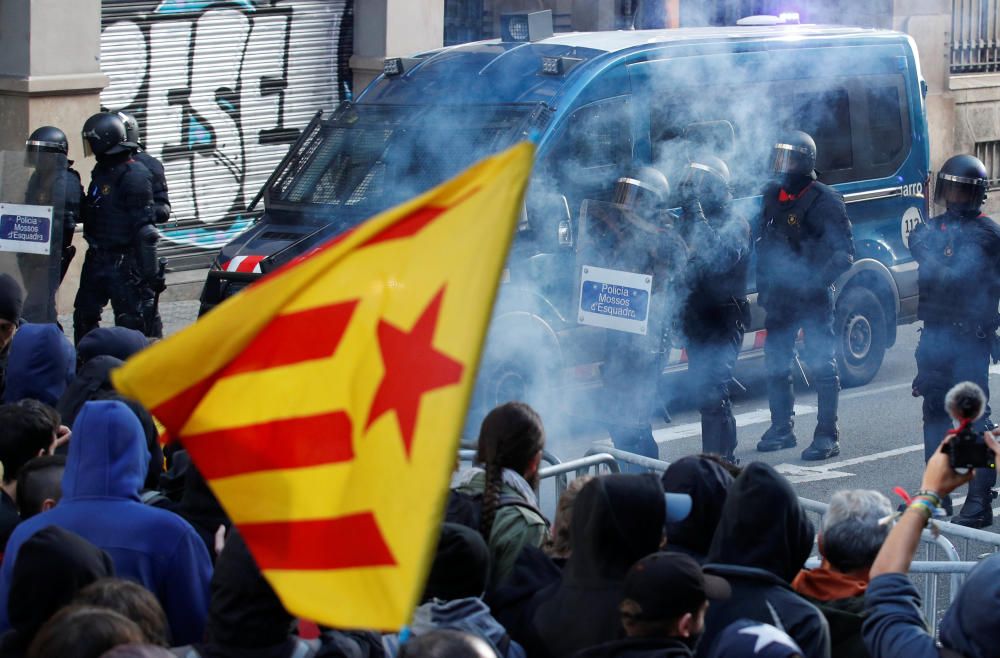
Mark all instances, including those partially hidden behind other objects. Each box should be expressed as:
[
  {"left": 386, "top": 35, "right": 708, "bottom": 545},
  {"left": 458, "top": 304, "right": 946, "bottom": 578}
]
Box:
[{"left": 100, "top": 0, "right": 352, "bottom": 258}]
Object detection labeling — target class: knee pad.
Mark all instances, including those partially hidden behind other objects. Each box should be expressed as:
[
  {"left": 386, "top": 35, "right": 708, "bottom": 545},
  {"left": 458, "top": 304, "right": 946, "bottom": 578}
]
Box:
[
  {"left": 699, "top": 397, "right": 732, "bottom": 417},
  {"left": 812, "top": 373, "right": 840, "bottom": 390},
  {"left": 115, "top": 313, "right": 144, "bottom": 332}
]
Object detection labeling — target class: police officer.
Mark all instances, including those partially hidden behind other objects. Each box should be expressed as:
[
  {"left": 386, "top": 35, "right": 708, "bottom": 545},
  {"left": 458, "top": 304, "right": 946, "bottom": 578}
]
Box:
[
  {"left": 118, "top": 112, "right": 167, "bottom": 338},
  {"left": 755, "top": 130, "right": 854, "bottom": 460},
  {"left": 22, "top": 126, "right": 84, "bottom": 322},
  {"left": 117, "top": 111, "right": 170, "bottom": 224},
  {"left": 601, "top": 166, "right": 687, "bottom": 465},
  {"left": 675, "top": 156, "right": 751, "bottom": 464},
  {"left": 73, "top": 112, "right": 155, "bottom": 345},
  {"left": 910, "top": 154, "right": 1000, "bottom": 527}
]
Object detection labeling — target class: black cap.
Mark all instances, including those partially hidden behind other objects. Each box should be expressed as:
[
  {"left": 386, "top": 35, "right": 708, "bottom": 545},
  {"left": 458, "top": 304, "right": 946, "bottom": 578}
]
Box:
[
  {"left": 423, "top": 523, "right": 490, "bottom": 602},
  {"left": 622, "top": 552, "right": 730, "bottom": 620},
  {"left": 0, "top": 273, "right": 24, "bottom": 324}
]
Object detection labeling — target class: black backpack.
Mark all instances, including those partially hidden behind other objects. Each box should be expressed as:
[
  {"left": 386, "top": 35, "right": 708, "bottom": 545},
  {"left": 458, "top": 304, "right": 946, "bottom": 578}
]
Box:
[{"left": 445, "top": 489, "right": 542, "bottom": 536}]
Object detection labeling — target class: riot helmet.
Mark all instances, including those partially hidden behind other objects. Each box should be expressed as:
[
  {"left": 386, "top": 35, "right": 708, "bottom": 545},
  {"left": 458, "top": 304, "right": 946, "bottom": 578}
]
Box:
[
  {"left": 117, "top": 111, "right": 142, "bottom": 148},
  {"left": 679, "top": 154, "right": 732, "bottom": 211},
  {"left": 934, "top": 154, "right": 989, "bottom": 214},
  {"left": 613, "top": 166, "right": 671, "bottom": 216},
  {"left": 24, "top": 126, "right": 68, "bottom": 168},
  {"left": 771, "top": 130, "right": 817, "bottom": 178},
  {"left": 81, "top": 112, "right": 130, "bottom": 158}
]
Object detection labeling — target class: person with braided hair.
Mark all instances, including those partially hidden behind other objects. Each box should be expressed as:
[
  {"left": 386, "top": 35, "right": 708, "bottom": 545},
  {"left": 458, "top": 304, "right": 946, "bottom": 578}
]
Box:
[{"left": 452, "top": 402, "right": 550, "bottom": 587}]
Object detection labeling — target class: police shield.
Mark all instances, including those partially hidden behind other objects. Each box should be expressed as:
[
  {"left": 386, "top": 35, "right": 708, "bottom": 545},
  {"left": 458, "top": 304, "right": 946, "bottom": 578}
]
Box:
[
  {"left": 575, "top": 199, "right": 687, "bottom": 430},
  {"left": 0, "top": 150, "right": 68, "bottom": 323},
  {"left": 575, "top": 199, "right": 685, "bottom": 341}
]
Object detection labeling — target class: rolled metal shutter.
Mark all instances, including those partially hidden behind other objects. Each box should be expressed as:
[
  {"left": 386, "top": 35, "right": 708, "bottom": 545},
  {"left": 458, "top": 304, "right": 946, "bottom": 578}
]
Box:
[{"left": 99, "top": 0, "right": 353, "bottom": 271}]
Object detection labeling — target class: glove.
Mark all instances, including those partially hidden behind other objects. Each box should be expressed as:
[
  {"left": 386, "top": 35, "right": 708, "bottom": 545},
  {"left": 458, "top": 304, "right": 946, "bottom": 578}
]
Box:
[{"left": 149, "top": 274, "right": 167, "bottom": 294}]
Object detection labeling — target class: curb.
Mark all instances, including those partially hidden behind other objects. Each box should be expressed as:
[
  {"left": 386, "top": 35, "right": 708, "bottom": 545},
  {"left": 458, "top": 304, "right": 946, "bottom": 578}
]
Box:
[{"left": 163, "top": 268, "right": 208, "bottom": 303}]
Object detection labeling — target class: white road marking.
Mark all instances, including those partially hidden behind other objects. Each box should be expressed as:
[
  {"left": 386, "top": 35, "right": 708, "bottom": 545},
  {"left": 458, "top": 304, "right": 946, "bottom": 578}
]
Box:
[
  {"left": 819, "top": 444, "right": 924, "bottom": 469},
  {"left": 653, "top": 405, "right": 817, "bottom": 444},
  {"left": 840, "top": 382, "right": 913, "bottom": 400},
  {"left": 772, "top": 464, "right": 855, "bottom": 483},
  {"left": 775, "top": 444, "right": 924, "bottom": 484},
  {"left": 654, "top": 377, "right": 931, "bottom": 447}
]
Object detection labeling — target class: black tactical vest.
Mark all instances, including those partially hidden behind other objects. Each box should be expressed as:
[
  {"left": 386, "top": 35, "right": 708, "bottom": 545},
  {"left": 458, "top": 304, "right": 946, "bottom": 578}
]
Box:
[{"left": 84, "top": 160, "right": 150, "bottom": 249}]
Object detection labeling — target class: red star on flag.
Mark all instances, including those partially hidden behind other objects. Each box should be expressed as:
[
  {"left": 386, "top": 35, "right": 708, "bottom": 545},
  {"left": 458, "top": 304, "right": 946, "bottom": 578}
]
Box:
[{"left": 366, "top": 287, "right": 464, "bottom": 457}]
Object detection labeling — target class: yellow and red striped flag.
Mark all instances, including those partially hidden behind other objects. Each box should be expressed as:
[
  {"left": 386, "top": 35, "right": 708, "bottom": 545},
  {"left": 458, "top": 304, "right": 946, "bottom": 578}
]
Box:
[{"left": 113, "top": 142, "right": 534, "bottom": 629}]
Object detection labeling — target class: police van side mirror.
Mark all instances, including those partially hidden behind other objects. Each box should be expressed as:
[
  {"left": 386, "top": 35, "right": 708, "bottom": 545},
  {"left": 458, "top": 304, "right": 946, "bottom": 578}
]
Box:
[
  {"left": 556, "top": 195, "right": 573, "bottom": 247},
  {"left": 558, "top": 219, "right": 573, "bottom": 247}
]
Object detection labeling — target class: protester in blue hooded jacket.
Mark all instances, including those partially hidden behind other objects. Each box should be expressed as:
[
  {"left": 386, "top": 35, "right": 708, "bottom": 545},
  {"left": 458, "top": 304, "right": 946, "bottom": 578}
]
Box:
[
  {"left": 862, "top": 432, "right": 1000, "bottom": 658},
  {"left": 75, "top": 326, "right": 148, "bottom": 366},
  {"left": 0, "top": 400, "right": 212, "bottom": 644},
  {"left": 2, "top": 323, "right": 74, "bottom": 406}
]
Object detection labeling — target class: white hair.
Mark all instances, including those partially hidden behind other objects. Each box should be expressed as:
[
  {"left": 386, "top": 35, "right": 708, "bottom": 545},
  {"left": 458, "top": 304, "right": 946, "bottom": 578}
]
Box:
[{"left": 820, "top": 489, "right": 893, "bottom": 573}]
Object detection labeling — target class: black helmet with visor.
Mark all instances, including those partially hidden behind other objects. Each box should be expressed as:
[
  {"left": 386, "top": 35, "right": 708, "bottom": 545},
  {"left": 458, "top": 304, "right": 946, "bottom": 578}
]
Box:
[
  {"left": 613, "top": 166, "right": 671, "bottom": 216},
  {"left": 771, "top": 130, "right": 817, "bottom": 177},
  {"left": 679, "top": 155, "right": 732, "bottom": 211},
  {"left": 25, "top": 126, "right": 69, "bottom": 168},
  {"left": 934, "top": 154, "right": 989, "bottom": 214}
]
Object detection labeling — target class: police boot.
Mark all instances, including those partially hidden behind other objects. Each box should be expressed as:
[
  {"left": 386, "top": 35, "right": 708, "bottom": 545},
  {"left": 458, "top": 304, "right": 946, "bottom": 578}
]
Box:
[
  {"left": 802, "top": 424, "right": 841, "bottom": 461},
  {"left": 701, "top": 409, "right": 739, "bottom": 464},
  {"left": 802, "top": 378, "right": 841, "bottom": 461},
  {"left": 952, "top": 468, "right": 997, "bottom": 528},
  {"left": 757, "top": 376, "right": 796, "bottom": 452}
]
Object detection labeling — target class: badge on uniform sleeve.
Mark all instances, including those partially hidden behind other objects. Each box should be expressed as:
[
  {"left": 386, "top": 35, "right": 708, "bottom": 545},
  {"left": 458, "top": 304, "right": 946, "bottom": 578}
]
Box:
[
  {"left": 100, "top": 184, "right": 112, "bottom": 196},
  {"left": 944, "top": 245, "right": 954, "bottom": 257},
  {"left": 787, "top": 214, "right": 798, "bottom": 226}
]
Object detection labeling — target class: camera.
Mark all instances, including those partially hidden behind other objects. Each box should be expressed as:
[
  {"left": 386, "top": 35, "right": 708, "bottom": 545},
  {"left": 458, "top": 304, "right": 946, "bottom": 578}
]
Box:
[{"left": 944, "top": 382, "right": 997, "bottom": 470}]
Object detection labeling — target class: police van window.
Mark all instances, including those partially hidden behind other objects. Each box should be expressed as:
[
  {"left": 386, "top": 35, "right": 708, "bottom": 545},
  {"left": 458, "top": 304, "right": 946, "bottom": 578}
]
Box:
[
  {"left": 649, "top": 90, "right": 769, "bottom": 200},
  {"left": 545, "top": 96, "right": 634, "bottom": 203},
  {"left": 565, "top": 97, "right": 634, "bottom": 173},
  {"left": 791, "top": 88, "right": 853, "bottom": 177},
  {"left": 272, "top": 103, "right": 542, "bottom": 219},
  {"left": 867, "top": 85, "right": 904, "bottom": 166}
]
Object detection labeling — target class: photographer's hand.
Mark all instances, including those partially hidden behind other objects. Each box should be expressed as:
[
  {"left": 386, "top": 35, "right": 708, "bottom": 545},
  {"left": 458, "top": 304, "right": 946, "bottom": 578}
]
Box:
[
  {"left": 871, "top": 438, "right": 973, "bottom": 578},
  {"left": 920, "top": 437, "right": 975, "bottom": 495}
]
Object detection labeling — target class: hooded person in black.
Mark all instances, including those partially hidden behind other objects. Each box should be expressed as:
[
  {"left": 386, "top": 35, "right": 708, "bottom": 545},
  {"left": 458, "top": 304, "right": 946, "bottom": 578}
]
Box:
[
  {"left": 0, "top": 273, "right": 24, "bottom": 402},
  {"left": 661, "top": 457, "right": 735, "bottom": 563},
  {"left": 55, "top": 365, "right": 164, "bottom": 493},
  {"left": 524, "top": 474, "right": 666, "bottom": 658},
  {"left": 0, "top": 525, "right": 115, "bottom": 657},
  {"left": 698, "top": 463, "right": 829, "bottom": 658},
  {"left": 176, "top": 529, "right": 309, "bottom": 658},
  {"left": 162, "top": 452, "right": 229, "bottom": 559}
]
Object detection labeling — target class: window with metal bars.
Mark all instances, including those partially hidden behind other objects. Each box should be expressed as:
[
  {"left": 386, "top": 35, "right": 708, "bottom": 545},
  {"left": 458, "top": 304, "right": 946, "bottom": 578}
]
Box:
[
  {"left": 974, "top": 141, "right": 1000, "bottom": 188},
  {"left": 951, "top": 0, "right": 1000, "bottom": 73}
]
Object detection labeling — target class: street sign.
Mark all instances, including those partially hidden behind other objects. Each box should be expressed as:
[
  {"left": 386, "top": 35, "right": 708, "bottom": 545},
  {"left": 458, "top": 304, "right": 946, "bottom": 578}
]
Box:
[
  {"left": 578, "top": 264, "right": 652, "bottom": 335},
  {"left": 0, "top": 203, "right": 53, "bottom": 255}
]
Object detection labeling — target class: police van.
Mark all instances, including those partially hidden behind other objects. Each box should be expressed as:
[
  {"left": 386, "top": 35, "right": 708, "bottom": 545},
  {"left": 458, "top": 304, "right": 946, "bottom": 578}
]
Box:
[{"left": 199, "top": 13, "right": 930, "bottom": 428}]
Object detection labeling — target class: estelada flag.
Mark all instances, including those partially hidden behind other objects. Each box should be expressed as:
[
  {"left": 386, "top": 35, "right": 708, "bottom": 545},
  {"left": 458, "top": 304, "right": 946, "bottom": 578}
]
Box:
[{"left": 113, "top": 142, "right": 535, "bottom": 629}]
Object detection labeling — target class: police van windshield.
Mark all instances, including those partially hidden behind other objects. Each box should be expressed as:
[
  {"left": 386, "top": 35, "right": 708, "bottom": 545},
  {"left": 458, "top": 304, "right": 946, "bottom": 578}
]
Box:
[{"left": 268, "top": 102, "right": 549, "bottom": 223}]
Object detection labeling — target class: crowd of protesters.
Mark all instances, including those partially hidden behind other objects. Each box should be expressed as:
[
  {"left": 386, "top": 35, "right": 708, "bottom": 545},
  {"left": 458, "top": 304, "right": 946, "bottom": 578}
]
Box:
[{"left": 1, "top": 271, "right": 1000, "bottom": 658}]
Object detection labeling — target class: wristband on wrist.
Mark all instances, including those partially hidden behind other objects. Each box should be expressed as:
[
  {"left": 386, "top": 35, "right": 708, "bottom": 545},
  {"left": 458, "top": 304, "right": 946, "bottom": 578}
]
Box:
[
  {"left": 915, "top": 490, "right": 942, "bottom": 507},
  {"left": 908, "top": 499, "right": 935, "bottom": 521}
]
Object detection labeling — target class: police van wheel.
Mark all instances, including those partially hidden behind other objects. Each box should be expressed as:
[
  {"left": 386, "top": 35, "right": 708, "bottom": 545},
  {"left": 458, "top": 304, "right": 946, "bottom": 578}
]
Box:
[
  {"left": 835, "top": 286, "right": 887, "bottom": 388},
  {"left": 465, "top": 353, "right": 552, "bottom": 437}
]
